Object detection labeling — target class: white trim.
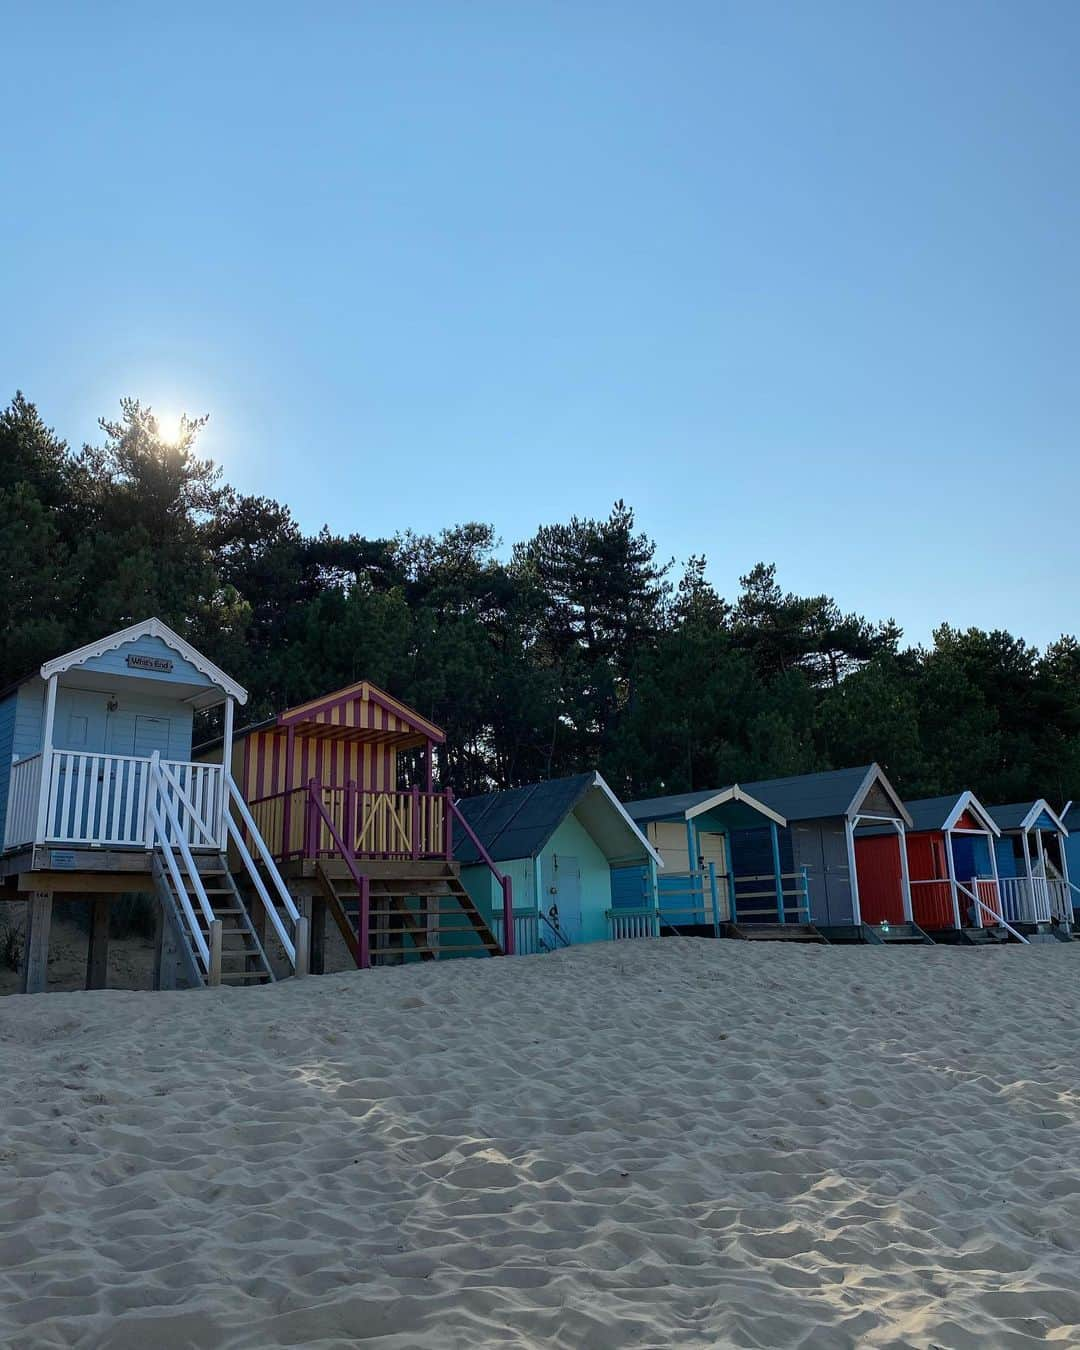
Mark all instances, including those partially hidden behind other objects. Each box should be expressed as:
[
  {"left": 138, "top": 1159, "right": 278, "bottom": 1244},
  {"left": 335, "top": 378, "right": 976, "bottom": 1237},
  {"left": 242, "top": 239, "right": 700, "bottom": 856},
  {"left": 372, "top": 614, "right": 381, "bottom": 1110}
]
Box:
[
  {"left": 844, "top": 816, "right": 862, "bottom": 926},
  {"left": 685, "top": 784, "right": 788, "bottom": 830},
  {"left": 941, "top": 790, "right": 1000, "bottom": 837},
  {"left": 845, "top": 763, "right": 914, "bottom": 829},
  {"left": 39, "top": 618, "right": 248, "bottom": 706},
  {"left": 590, "top": 773, "right": 665, "bottom": 869},
  {"left": 1017, "top": 798, "right": 1068, "bottom": 834}
]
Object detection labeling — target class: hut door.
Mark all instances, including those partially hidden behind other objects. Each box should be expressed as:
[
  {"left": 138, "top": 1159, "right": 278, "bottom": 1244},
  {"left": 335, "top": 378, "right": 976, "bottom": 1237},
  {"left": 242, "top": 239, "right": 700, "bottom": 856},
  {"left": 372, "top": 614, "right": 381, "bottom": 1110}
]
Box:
[
  {"left": 821, "top": 825, "right": 854, "bottom": 925},
  {"left": 549, "top": 856, "right": 582, "bottom": 944}
]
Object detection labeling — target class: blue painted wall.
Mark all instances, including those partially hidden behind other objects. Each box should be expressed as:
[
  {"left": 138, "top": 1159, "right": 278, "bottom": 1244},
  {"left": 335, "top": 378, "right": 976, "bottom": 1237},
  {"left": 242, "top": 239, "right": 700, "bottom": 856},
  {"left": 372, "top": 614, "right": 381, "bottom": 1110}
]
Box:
[
  {"left": 0, "top": 693, "right": 17, "bottom": 844},
  {"left": 950, "top": 833, "right": 993, "bottom": 882},
  {"left": 994, "top": 837, "right": 1019, "bottom": 879},
  {"left": 76, "top": 633, "right": 216, "bottom": 691}
]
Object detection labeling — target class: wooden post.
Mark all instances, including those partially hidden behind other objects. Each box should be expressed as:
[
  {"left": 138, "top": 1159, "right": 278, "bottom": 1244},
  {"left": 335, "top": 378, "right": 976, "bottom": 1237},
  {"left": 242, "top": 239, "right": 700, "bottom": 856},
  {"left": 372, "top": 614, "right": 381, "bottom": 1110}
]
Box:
[
  {"left": 208, "top": 920, "right": 223, "bottom": 987},
  {"left": 896, "top": 823, "right": 914, "bottom": 922},
  {"left": 294, "top": 913, "right": 310, "bottom": 978},
  {"left": 309, "top": 895, "right": 326, "bottom": 974},
  {"left": 708, "top": 861, "right": 721, "bottom": 937},
  {"left": 844, "top": 817, "right": 863, "bottom": 927},
  {"left": 424, "top": 741, "right": 433, "bottom": 793},
  {"left": 219, "top": 696, "right": 234, "bottom": 852},
  {"left": 153, "top": 906, "right": 181, "bottom": 990},
  {"left": 501, "top": 875, "right": 514, "bottom": 956},
  {"left": 358, "top": 874, "right": 371, "bottom": 969},
  {"left": 33, "top": 676, "right": 58, "bottom": 844},
  {"left": 247, "top": 891, "right": 267, "bottom": 979},
  {"left": 282, "top": 727, "right": 296, "bottom": 857},
  {"left": 723, "top": 832, "right": 736, "bottom": 923},
  {"left": 444, "top": 788, "right": 454, "bottom": 861},
  {"left": 85, "top": 896, "right": 110, "bottom": 990},
  {"left": 944, "top": 828, "right": 964, "bottom": 929},
  {"left": 1019, "top": 829, "right": 1036, "bottom": 923},
  {"left": 647, "top": 854, "right": 659, "bottom": 933},
  {"left": 410, "top": 786, "right": 420, "bottom": 860},
  {"left": 345, "top": 779, "right": 357, "bottom": 858},
  {"left": 769, "top": 822, "right": 785, "bottom": 923},
  {"left": 20, "top": 892, "right": 52, "bottom": 994}
]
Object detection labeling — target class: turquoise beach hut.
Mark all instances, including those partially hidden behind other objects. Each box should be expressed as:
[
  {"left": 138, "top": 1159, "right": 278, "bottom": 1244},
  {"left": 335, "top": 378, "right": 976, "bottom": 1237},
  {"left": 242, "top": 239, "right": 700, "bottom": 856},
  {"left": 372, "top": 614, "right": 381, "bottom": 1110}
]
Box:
[{"left": 453, "top": 773, "right": 662, "bottom": 953}]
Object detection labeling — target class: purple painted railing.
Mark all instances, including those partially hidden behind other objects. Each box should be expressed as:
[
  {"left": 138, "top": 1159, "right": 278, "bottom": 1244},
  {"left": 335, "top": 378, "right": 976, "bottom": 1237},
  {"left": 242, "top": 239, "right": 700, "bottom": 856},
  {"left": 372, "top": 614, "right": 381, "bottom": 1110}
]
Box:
[{"left": 448, "top": 798, "right": 515, "bottom": 956}]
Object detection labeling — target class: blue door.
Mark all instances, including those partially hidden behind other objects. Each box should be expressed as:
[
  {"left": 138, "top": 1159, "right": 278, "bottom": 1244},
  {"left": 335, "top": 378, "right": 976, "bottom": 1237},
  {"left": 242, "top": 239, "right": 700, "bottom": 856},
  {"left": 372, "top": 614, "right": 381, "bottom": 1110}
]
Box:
[{"left": 549, "top": 856, "right": 582, "bottom": 944}]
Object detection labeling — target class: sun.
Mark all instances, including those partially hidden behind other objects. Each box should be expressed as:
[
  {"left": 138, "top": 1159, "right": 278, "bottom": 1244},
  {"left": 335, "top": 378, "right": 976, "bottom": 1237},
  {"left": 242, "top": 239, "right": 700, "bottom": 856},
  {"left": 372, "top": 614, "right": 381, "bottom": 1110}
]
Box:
[{"left": 155, "top": 411, "right": 183, "bottom": 446}]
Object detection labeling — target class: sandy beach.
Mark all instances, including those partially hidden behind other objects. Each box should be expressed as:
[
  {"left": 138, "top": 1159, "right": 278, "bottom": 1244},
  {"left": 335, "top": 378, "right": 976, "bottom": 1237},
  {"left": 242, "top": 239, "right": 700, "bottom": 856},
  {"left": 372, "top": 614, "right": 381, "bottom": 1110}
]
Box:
[{"left": 2, "top": 939, "right": 1079, "bottom": 1349}]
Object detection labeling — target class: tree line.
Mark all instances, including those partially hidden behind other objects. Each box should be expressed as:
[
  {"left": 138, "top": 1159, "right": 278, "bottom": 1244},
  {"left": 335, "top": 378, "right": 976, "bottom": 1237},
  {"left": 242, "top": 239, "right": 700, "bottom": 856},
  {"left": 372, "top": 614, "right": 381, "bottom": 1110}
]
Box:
[{"left": 3, "top": 392, "right": 1079, "bottom": 807}]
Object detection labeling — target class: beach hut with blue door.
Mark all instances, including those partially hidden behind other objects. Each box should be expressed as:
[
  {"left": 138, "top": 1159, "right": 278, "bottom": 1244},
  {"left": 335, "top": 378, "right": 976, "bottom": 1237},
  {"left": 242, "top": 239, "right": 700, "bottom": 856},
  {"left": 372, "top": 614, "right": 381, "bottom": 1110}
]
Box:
[
  {"left": 453, "top": 773, "right": 662, "bottom": 954},
  {"left": 623, "top": 786, "right": 801, "bottom": 935},
  {"left": 984, "top": 800, "right": 1072, "bottom": 932},
  {"left": 0, "top": 619, "right": 308, "bottom": 993},
  {"left": 627, "top": 764, "right": 914, "bottom": 942},
  {"left": 855, "top": 791, "right": 1001, "bottom": 940}
]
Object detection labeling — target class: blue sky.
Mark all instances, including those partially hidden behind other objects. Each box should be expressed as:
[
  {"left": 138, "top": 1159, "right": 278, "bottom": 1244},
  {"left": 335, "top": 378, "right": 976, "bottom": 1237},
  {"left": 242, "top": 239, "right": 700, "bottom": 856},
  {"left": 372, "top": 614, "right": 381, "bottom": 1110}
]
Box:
[{"left": 3, "top": 2, "right": 1077, "bottom": 647}]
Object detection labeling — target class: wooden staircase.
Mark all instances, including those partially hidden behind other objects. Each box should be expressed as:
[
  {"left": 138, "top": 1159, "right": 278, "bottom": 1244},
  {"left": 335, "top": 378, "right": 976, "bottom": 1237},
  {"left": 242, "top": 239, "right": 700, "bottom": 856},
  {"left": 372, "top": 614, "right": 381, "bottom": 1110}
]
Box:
[
  {"left": 152, "top": 852, "right": 275, "bottom": 987},
  {"left": 315, "top": 860, "right": 503, "bottom": 965},
  {"left": 724, "top": 921, "right": 828, "bottom": 944}
]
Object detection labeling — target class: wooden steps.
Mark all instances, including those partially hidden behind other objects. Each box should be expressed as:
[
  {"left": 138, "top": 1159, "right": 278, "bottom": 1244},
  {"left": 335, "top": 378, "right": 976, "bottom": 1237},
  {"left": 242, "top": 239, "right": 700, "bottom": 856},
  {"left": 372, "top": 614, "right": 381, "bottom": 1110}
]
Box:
[
  {"left": 857, "top": 922, "right": 935, "bottom": 945},
  {"left": 152, "top": 852, "right": 275, "bottom": 987},
  {"left": 315, "top": 861, "right": 504, "bottom": 966},
  {"left": 725, "top": 922, "right": 828, "bottom": 944}
]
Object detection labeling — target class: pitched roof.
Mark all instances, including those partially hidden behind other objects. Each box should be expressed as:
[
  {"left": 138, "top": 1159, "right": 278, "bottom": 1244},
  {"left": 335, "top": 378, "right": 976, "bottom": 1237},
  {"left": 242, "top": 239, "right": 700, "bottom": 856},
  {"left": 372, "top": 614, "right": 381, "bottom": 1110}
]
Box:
[
  {"left": 896, "top": 791, "right": 999, "bottom": 835},
  {"left": 987, "top": 800, "right": 1067, "bottom": 833},
  {"left": 627, "top": 764, "right": 910, "bottom": 827},
  {"left": 454, "top": 773, "right": 660, "bottom": 867},
  {"left": 37, "top": 618, "right": 247, "bottom": 707}
]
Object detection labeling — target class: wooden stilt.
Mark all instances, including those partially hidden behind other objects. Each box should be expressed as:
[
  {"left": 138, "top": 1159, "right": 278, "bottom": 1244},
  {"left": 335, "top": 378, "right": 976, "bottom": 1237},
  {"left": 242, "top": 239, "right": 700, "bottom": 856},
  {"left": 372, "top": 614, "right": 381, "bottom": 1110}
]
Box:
[
  {"left": 153, "top": 905, "right": 182, "bottom": 990},
  {"left": 20, "top": 892, "right": 52, "bottom": 994},
  {"left": 85, "top": 896, "right": 111, "bottom": 990},
  {"left": 308, "top": 895, "right": 326, "bottom": 974}
]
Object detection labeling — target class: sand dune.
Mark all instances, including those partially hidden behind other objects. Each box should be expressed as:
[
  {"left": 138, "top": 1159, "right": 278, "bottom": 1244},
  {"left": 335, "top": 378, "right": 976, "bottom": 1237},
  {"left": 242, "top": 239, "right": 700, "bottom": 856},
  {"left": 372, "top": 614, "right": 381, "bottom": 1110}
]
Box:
[{"left": 2, "top": 939, "right": 1080, "bottom": 1348}]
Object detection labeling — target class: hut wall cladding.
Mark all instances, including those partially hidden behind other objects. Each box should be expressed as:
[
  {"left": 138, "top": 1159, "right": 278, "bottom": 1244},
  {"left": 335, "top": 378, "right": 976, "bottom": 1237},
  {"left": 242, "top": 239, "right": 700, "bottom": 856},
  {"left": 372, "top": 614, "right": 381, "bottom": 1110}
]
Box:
[{"left": 239, "top": 729, "right": 398, "bottom": 801}]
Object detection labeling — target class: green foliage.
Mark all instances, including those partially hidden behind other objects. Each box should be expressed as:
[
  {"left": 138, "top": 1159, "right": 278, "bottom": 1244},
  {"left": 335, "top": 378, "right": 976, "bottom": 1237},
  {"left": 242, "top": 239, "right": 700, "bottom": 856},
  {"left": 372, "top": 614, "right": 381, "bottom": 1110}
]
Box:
[{"left": 1, "top": 390, "right": 1076, "bottom": 807}]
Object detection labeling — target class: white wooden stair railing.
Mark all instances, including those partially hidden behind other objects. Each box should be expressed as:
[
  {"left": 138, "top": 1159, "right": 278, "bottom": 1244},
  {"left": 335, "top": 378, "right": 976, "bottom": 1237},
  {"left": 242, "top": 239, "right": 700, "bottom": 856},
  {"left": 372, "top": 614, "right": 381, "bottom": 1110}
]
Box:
[
  {"left": 223, "top": 773, "right": 309, "bottom": 975},
  {"left": 146, "top": 754, "right": 309, "bottom": 984}
]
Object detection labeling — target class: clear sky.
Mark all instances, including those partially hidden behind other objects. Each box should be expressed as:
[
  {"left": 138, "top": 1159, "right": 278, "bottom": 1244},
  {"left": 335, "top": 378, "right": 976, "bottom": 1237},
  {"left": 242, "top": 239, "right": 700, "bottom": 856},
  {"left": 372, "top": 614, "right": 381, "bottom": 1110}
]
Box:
[{"left": 3, "top": 2, "right": 1077, "bottom": 648}]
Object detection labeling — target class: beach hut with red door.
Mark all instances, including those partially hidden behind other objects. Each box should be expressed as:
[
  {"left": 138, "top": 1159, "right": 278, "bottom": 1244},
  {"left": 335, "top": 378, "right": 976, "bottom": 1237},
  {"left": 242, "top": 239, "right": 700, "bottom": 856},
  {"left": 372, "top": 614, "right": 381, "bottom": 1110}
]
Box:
[{"left": 855, "top": 791, "right": 1006, "bottom": 942}]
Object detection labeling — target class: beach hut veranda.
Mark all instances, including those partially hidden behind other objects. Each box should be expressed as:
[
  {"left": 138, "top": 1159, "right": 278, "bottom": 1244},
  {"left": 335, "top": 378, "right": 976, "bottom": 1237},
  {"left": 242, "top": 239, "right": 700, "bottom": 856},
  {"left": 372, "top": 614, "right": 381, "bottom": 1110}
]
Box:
[
  {"left": 855, "top": 792, "right": 1002, "bottom": 935},
  {"left": 452, "top": 773, "right": 662, "bottom": 953},
  {"left": 985, "top": 800, "right": 1072, "bottom": 930},
  {"left": 205, "top": 680, "right": 510, "bottom": 968},
  {"left": 1060, "top": 802, "right": 1080, "bottom": 920},
  {"left": 0, "top": 619, "right": 309, "bottom": 992},
  {"left": 625, "top": 764, "right": 913, "bottom": 938}
]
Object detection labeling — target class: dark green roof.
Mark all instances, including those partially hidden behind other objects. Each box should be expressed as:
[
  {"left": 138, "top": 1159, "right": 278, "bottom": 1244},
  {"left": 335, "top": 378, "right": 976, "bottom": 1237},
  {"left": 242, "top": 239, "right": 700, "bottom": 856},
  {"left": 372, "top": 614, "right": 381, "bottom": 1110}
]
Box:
[{"left": 454, "top": 774, "right": 598, "bottom": 864}]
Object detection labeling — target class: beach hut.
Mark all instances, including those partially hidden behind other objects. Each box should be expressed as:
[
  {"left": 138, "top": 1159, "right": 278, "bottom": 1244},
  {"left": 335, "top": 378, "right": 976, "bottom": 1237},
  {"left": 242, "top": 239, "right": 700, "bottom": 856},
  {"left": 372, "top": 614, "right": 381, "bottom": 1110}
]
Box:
[
  {"left": 209, "top": 680, "right": 509, "bottom": 969},
  {"left": 453, "top": 773, "right": 662, "bottom": 953},
  {"left": 623, "top": 786, "right": 808, "bottom": 936},
  {"left": 855, "top": 792, "right": 1003, "bottom": 941},
  {"left": 0, "top": 619, "right": 308, "bottom": 993},
  {"left": 984, "top": 800, "right": 1072, "bottom": 933},
  {"left": 627, "top": 764, "right": 916, "bottom": 942}
]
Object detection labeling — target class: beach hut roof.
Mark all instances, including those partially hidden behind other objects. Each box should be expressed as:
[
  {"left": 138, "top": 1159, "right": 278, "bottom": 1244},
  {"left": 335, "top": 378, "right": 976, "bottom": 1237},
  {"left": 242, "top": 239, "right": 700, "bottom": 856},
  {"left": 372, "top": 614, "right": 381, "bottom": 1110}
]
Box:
[
  {"left": 903, "top": 791, "right": 1000, "bottom": 836},
  {"left": 628, "top": 764, "right": 911, "bottom": 828},
  {"left": 454, "top": 772, "right": 662, "bottom": 868},
  {"left": 36, "top": 617, "right": 247, "bottom": 709},
  {"left": 987, "top": 799, "right": 1068, "bottom": 834}
]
